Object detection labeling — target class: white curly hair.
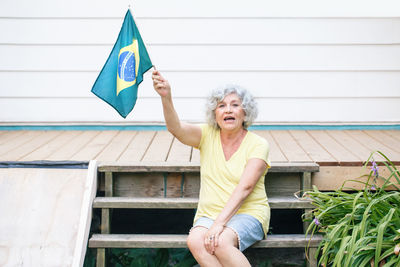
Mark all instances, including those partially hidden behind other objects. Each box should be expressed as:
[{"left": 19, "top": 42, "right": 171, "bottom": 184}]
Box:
[{"left": 205, "top": 84, "right": 258, "bottom": 129}]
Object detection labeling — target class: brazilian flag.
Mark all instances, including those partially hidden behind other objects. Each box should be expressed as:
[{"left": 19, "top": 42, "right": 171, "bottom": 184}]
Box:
[{"left": 91, "top": 9, "right": 152, "bottom": 118}]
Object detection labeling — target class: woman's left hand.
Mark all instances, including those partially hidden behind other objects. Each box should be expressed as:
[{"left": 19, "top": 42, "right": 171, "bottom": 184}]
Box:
[{"left": 204, "top": 222, "right": 224, "bottom": 254}]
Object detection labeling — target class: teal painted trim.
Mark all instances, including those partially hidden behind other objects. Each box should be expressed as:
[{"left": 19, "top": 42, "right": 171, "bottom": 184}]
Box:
[
  {"left": 249, "top": 125, "right": 400, "bottom": 130},
  {"left": 0, "top": 125, "right": 167, "bottom": 131},
  {"left": 0, "top": 124, "right": 399, "bottom": 131}
]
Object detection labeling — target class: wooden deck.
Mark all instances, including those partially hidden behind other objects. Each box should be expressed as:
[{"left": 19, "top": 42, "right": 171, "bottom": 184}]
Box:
[{"left": 1, "top": 129, "right": 399, "bottom": 190}]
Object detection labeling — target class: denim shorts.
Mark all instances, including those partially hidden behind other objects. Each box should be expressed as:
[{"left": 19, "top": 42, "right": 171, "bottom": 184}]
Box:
[{"left": 192, "top": 214, "right": 264, "bottom": 251}]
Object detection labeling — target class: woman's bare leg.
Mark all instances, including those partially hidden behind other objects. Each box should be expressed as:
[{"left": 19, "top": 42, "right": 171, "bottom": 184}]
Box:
[
  {"left": 214, "top": 228, "right": 251, "bottom": 267},
  {"left": 187, "top": 227, "right": 223, "bottom": 267}
]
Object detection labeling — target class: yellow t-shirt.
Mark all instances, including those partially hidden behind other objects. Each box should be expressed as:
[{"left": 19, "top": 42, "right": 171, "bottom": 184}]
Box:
[{"left": 194, "top": 124, "right": 271, "bottom": 236}]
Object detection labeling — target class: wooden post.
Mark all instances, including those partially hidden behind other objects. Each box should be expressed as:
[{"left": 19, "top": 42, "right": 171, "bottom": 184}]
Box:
[
  {"left": 302, "top": 172, "right": 317, "bottom": 267},
  {"left": 301, "top": 172, "right": 312, "bottom": 231},
  {"left": 105, "top": 171, "right": 113, "bottom": 197},
  {"left": 97, "top": 172, "right": 113, "bottom": 267},
  {"left": 307, "top": 246, "right": 318, "bottom": 267},
  {"left": 96, "top": 248, "right": 106, "bottom": 267}
]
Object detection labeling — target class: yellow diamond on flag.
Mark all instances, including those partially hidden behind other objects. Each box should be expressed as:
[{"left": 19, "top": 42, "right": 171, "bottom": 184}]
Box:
[{"left": 117, "top": 39, "right": 140, "bottom": 96}]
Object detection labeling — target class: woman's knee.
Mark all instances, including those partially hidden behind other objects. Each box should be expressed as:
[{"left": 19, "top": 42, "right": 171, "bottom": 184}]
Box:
[
  {"left": 214, "top": 229, "right": 239, "bottom": 257},
  {"left": 187, "top": 227, "right": 206, "bottom": 254},
  {"left": 214, "top": 240, "right": 235, "bottom": 256},
  {"left": 186, "top": 233, "right": 200, "bottom": 251}
]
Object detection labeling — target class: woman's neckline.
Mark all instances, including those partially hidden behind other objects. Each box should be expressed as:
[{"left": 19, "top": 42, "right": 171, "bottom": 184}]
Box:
[{"left": 219, "top": 128, "right": 248, "bottom": 161}]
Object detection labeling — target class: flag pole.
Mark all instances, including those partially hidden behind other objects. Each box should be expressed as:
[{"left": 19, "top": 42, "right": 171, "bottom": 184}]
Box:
[
  {"left": 126, "top": 4, "right": 155, "bottom": 72},
  {"left": 126, "top": 4, "right": 156, "bottom": 73}
]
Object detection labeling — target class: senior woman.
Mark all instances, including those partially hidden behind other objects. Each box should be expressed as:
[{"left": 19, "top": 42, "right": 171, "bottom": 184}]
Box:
[{"left": 152, "top": 70, "right": 270, "bottom": 267}]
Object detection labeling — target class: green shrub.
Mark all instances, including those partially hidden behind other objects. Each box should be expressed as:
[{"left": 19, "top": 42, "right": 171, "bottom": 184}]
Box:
[{"left": 304, "top": 151, "right": 400, "bottom": 267}]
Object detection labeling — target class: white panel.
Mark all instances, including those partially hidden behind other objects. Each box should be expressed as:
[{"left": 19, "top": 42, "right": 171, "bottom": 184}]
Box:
[
  {"left": 0, "top": 98, "right": 166, "bottom": 122},
  {"left": 0, "top": 98, "right": 398, "bottom": 122},
  {"left": 1, "top": 18, "right": 400, "bottom": 44},
  {"left": 1, "top": 45, "right": 400, "bottom": 71},
  {"left": 1, "top": 0, "right": 399, "bottom": 124},
  {"left": 0, "top": 19, "right": 122, "bottom": 44},
  {"left": 0, "top": 168, "right": 89, "bottom": 266},
  {"left": 1, "top": 71, "right": 400, "bottom": 98},
  {"left": 0, "top": 0, "right": 399, "bottom": 17},
  {"left": 257, "top": 98, "right": 400, "bottom": 122}
]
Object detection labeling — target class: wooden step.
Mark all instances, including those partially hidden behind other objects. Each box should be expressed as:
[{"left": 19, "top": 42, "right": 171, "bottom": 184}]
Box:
[
  {"left": 93, "top": 196, "right": 314, "bottom": 209},
  {"left": 89, "top": 234, "right": 323, "bottom": 248},
  {"left": 98, "top": 162, "right": 319, "bottom": 173}
]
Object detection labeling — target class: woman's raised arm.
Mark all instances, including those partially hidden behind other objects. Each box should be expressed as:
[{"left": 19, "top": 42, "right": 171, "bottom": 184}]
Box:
[{"left": 152, "top": 70, "right": 202, "bottom": 147}]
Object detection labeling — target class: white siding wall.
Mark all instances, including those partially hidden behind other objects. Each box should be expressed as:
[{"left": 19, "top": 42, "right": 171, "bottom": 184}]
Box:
[{"left": 0, "top": 0, "right": 399, "bottom": 124}]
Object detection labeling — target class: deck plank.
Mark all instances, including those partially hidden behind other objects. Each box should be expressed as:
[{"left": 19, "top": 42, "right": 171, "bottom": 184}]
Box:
[
  {"left": 46, "top": 131, "right": 100, "bottom": 160},
  {"left": 289, "top": 130, "right": 336, "bottom": 165},
  {"left": 0, "top": 129, "right": 398, "bottom": 165},
  {"left": 96, "top": 131, "right": 137, "bottom": 162},
  {"left": 307, "top": 130, "right": 360, "bottom": 165},
  {"left": 141, "top": 131, "right": 174, "bottom": 162},
  {"left": 270, "top": 131, "right": 311, "bottom": 162},
  {"left": 70, "top": 131, "right": 119, "bottom": 161},
  {"left": 21, "top": 131, "right": 82, "bottom": 161},
  {"left": 345, "top": 130, "right": 400, "bottom": 161},
  {"left": 0, "top": 131, "right": 44, "bottom": 159},
  {"left": 254, "top": 130, "right": 287, "bottom": 162},
  {"left": 118, "top": 131, "right": 156, "bottom": 162},
  {"left": 364, "top": 131, "right": 400, "bottom": 153},
  {"left": 326, "top": 131, "right": 369, "bottom": 164},
  {"left": 167, "top": 138, "right": 192, "bottom": 162},
  {"left": 0, "top": 131, "right": 61, "bottom": 161},
  {"left": 386, "top": 130, "right": 400, "bottom": 142},
  {"left": 0, "top": 131, "right": 25, "bottom": 145}
]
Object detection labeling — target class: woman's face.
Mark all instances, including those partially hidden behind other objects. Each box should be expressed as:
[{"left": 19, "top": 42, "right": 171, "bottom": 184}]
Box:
[{"left": 215, "top": 93, "right": 245, "bottom": 132}]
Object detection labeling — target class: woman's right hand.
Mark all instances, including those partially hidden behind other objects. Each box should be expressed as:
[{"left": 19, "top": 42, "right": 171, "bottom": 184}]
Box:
[
  {"left": 151, "top": 68, "right": 202, "bottom": 148},
  {"left": 152, "top": 70, "right": 171, "bottom": 98}
]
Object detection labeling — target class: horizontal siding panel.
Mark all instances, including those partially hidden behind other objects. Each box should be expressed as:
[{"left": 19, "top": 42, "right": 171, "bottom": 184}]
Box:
[
  {"left": 0, "top": 98, "right": 398, "bottom": 122},
  {"left": 0, "top": 1, "right": 398, "bottom": 17},
  {"left": 2, "top": 45, "right": 400, "bottom": 71},
  {"left": 1, "top": 71, "right": 400, "bottom": 98},
  {"left": 0, "top": 0, "right": 399, "bottom": 124},
  {"left": 1, "top": 18, "right": 400, "bottom": 44}
]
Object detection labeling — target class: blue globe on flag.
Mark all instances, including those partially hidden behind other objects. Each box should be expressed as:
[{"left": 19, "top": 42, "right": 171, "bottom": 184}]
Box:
[{"left": 118, "top": 51, "right": 136, "bottom": 82}]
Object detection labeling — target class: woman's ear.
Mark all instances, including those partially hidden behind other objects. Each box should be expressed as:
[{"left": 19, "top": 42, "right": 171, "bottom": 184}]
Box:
[{"left": 243, "top": 114, "right": 248, "bottom": 127}]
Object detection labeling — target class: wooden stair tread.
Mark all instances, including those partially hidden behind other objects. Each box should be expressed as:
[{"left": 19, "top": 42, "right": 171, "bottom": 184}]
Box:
[
  {"left": 93, "top": 196, "right": 314, "bottom": 209},
  {"left": 89, "top": 234, "right": 323, "bottom": 248},
  {"left": 98, "top": 161, "right": 319, "bottom": 173}
]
